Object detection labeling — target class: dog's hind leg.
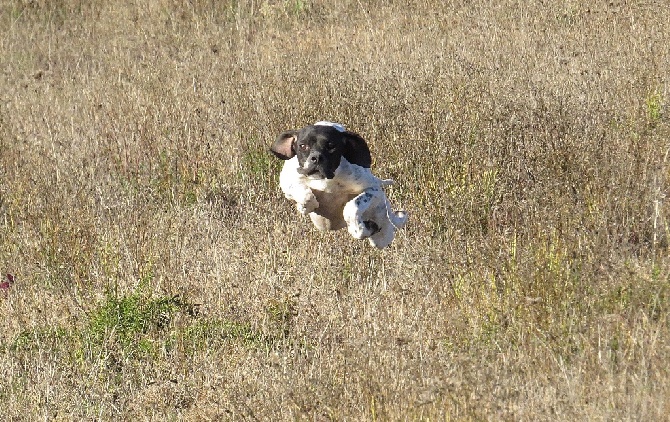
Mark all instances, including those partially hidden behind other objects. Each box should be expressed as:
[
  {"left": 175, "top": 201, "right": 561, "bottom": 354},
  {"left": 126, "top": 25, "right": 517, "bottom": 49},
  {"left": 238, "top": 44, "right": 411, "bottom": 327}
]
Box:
[
  {"left": 367, "top": 207, "right": 395, "bottom": 248},
  {"left": 343, "top": 187, "right": 384, "bottom": 239}
]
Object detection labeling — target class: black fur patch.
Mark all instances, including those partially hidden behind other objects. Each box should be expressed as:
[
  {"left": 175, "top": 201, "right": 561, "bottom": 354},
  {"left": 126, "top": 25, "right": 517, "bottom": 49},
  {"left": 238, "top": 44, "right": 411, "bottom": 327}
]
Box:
[{"left": 363, "top": 220, "right": 381, "bottom": 234}]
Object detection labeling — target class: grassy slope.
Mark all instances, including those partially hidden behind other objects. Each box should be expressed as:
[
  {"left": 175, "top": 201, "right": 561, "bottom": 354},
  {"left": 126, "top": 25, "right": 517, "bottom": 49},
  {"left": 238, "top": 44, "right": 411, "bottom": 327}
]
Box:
[{"left": 1, "top": 0, "right": 669, "bottom": 419}]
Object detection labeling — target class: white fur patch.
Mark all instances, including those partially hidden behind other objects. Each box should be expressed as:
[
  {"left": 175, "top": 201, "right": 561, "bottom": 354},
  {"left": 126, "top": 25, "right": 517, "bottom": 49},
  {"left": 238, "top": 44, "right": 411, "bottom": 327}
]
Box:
[{"left": 314, "top": 121, "right": 346, "bottom": 132}]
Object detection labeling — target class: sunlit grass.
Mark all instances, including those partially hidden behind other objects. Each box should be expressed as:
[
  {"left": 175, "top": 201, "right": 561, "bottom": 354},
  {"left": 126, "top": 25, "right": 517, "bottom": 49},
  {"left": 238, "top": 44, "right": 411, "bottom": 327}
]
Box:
[{"left": 1, "top": 0, "right": 669, "bottom": 419}]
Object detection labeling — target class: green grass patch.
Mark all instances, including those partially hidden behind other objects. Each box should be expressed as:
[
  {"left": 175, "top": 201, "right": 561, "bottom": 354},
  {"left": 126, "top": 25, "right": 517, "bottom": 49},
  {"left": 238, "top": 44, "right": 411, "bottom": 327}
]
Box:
[
  {"left": 239, "top": 145, "right": 281, "bottom": 190},
  {"left": 83, "top": 290, "right": 190, "bottom": 360},
  {"left": 646, "top": 91, "right": 663, "bottom": 124}
]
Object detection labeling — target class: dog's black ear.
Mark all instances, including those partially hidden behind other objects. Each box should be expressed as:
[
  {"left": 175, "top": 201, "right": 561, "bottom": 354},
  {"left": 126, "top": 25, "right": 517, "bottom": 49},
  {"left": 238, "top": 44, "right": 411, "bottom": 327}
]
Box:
[
  {"left": 342, "top": 131, "right": 372, "bottom": 168},
  {"left": 270, "top": 130, "right": 298, "bottom": 160}
]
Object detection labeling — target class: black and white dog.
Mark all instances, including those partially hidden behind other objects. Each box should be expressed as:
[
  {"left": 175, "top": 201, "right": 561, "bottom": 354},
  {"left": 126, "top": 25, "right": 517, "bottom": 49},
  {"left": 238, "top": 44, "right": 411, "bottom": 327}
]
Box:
[{"left": 270, "top": 121, "right": 407, "bottom": 249}]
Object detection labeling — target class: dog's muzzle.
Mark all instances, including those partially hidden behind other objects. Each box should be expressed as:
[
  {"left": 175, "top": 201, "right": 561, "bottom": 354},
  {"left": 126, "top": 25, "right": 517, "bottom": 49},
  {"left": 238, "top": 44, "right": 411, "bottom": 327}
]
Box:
[{"left": 298, "top": 153, "right": 335, "bottom": 179}]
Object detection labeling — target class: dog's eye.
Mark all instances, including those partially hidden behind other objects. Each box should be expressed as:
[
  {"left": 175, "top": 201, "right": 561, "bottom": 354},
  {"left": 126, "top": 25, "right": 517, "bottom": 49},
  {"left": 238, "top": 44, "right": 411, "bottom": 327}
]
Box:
[{"left": 299, "top": 143, "right": 309, "bottom": 152}]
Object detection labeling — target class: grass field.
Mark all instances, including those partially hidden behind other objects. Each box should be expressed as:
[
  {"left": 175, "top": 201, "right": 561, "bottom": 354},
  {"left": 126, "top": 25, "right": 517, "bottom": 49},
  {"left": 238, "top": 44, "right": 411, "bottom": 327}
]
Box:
[{"left": 1, "top": 0, "right": 669, "bottom": 419}]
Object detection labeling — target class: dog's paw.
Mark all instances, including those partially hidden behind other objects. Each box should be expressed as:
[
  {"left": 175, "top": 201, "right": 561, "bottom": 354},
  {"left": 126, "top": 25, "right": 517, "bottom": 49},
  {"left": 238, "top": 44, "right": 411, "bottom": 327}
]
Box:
[
  {"left": 296, "top": 201, "right": 316, "bottom": 215},
  {"left": 296, "top": 194, "right": 319, "bottom": 215},
  {"left": 368, "top": 234, "right": 393, "bottom": 249}
]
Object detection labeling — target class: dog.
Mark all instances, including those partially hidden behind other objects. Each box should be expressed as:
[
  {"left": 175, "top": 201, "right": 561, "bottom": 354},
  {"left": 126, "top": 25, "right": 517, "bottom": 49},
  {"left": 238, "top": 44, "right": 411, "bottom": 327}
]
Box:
[{"left": 270, "top": 121, "right": 407, "bottom": 248}]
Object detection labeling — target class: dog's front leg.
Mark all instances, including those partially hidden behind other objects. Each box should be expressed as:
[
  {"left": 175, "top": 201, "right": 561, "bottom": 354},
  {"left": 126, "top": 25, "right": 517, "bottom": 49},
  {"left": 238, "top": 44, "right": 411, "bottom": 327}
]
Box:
[
  {"left": 286, "top": 183, "right": 319, "bottom": 215},
  {"left": 279, "top": 163, "right": 319, "bottom": 215},
  {"left": 343, "top": 187, "right": 384, "bottom": 239}
]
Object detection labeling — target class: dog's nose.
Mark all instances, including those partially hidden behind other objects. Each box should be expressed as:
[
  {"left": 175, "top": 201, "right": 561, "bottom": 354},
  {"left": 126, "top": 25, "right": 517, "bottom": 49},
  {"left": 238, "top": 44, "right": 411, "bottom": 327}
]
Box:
[{"left": 309, "top": 154, "right": 321, "bottom": 163}]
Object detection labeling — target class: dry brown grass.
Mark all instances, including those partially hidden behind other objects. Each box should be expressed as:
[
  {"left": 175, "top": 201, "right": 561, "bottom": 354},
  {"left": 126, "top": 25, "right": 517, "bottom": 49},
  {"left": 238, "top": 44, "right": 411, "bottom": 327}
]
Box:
[{"left": 1, "top": 0, "right": 669, "bottom": 420}]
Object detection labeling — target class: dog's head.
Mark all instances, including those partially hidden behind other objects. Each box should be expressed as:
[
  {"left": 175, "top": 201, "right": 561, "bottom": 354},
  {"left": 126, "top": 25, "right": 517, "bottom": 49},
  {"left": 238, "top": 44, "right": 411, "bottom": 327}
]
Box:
[{"left": 270, "top": 123, "right": 372, "bottom": 179}]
